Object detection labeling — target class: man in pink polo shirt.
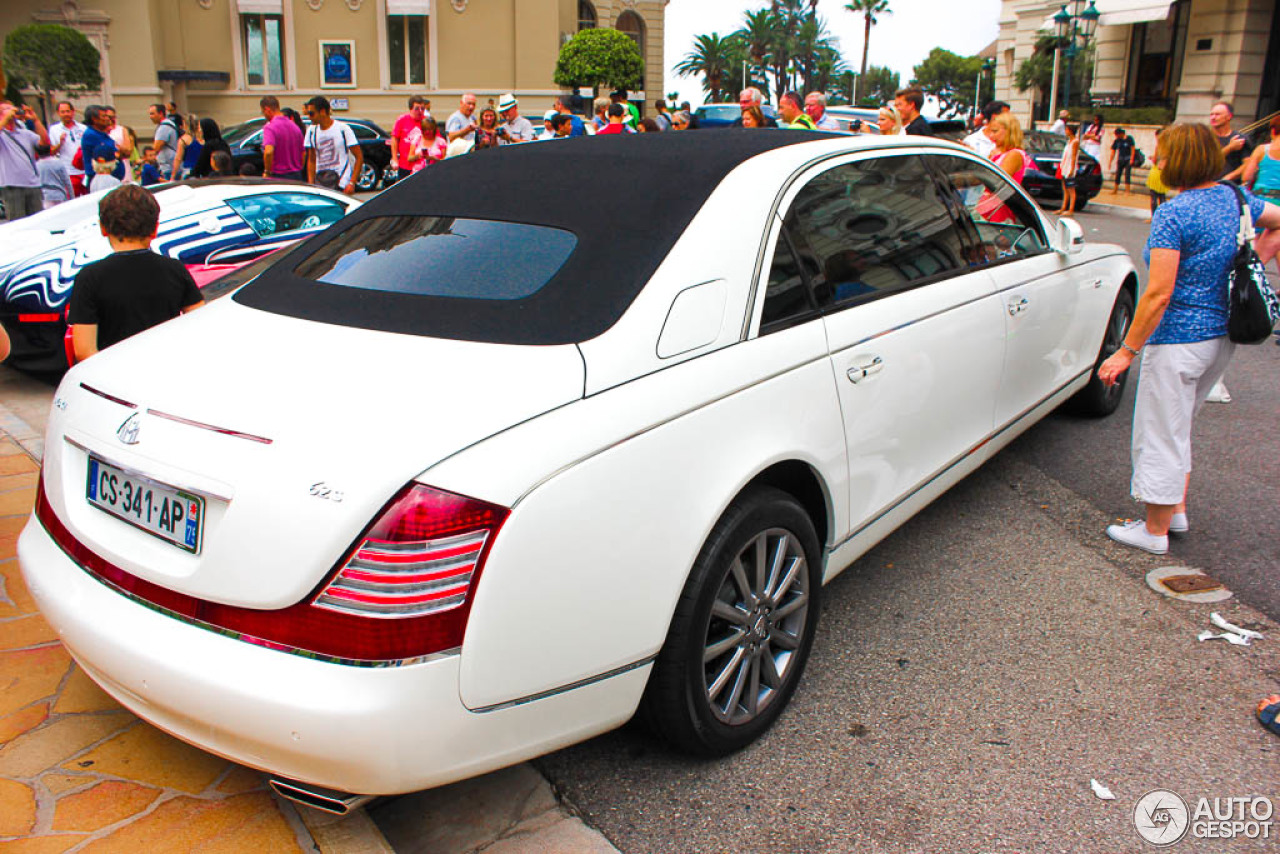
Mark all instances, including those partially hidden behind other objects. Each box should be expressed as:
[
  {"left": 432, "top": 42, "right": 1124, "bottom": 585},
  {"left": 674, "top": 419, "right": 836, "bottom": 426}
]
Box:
[
  {"left": 260, "top": 95, "right": 304, "bottom": 181},
  {"left": 391, "top": 95, "right": 430, "bottom": 182}
]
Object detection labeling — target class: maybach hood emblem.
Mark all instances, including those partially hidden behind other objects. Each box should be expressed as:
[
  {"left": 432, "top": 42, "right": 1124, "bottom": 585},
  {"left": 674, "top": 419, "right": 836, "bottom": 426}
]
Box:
[{"left": 117, "top": 413, "right": 141, "bottom": 445}]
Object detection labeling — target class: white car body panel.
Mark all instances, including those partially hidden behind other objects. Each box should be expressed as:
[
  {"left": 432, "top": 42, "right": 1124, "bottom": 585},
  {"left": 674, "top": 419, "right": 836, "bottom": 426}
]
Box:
[
  {"left": 19, "top": 133, "right": 1140, "bottom": 795},
  {"left": 48, "top": 298, "right": 584, "bottom": 607}
]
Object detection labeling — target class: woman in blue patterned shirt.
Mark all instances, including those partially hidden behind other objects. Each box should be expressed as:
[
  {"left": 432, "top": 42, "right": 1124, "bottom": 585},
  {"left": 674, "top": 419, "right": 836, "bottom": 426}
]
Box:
[{"left": 1097, "top": 123, "right": 1280, "bottom": 554}]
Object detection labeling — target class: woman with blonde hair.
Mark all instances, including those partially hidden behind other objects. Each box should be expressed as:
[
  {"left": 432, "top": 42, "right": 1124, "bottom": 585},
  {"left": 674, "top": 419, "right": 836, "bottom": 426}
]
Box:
[
  {"left": 1097, "top": 123, "right": 1280, "bottom": 554},
  {"left": 876, "top": 104, "right": 903, "bottom": 136},
  {"left": 975, "top": 112, "right": 1028, "bottom": 223}
]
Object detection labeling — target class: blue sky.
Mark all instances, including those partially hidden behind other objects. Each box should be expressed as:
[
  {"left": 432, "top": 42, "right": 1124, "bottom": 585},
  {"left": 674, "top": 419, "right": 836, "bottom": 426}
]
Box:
[{"left": 663, "top": 0, "right": 1002, "bottom": 108}]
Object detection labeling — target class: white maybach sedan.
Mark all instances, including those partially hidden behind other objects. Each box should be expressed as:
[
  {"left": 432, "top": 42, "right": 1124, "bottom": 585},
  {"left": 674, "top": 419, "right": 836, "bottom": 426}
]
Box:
[{"left": 20, "top": 132, "right": 1137, "bottom": 810}]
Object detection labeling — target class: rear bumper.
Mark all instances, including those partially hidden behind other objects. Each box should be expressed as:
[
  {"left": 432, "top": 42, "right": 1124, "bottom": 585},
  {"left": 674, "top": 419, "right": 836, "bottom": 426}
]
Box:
[
  {"left": 17, "top": 514, "right": 646, "bottom": 795},
  {"left": 0, "top": 315, "right": 70, "bottom": 373}
]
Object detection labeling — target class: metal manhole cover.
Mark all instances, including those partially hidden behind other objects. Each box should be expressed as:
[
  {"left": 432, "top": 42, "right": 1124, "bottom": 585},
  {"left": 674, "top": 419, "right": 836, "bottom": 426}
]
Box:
[{"left": 1146, "top": 566, "right": 1233, "bottom": 603}]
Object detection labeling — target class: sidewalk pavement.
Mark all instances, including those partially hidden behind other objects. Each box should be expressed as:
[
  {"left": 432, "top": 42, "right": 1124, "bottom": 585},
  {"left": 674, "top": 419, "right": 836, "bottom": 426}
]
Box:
[
  {"left": 0, "top": 367, "right": 618, "bottom": 854},
  {"left": 1085, "top": 186, "right": 1152, "bottom": 220}
]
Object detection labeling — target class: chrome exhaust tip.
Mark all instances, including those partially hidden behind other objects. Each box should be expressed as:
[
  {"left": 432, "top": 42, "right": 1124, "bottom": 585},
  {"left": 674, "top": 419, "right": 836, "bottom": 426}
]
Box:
[{"left": 268, "top": 777, "right": 374, "bottom": 815}]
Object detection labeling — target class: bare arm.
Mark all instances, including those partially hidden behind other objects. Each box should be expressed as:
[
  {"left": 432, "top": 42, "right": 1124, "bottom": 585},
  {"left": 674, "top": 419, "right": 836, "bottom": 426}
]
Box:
[
  {"left": 345, "top": 143, "right": 362, "bottom": 195},
  {"left": 0, "top": 324, "right": 10, "bottom": 363},
  {"left": 181, "top": 300, "right": 204, "bottom": 314},
  {"left": 1097, "top": 248, "right": 1179, "bottom": 386},
  {"left": 72, "top": 324, "right": 99, "bottom": 362},
  {"left": 263, "top": 144, "right": 275, "bottom": 176},
  {"left": 1242, "top": 147, "right": 1264, "bottom": 189},
  {"left": 306, "top": 148, "right": 316, "bottom": 184}
]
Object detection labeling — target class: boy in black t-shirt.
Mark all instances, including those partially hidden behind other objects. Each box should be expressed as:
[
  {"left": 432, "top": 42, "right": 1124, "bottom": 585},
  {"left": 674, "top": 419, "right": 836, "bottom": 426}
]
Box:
[
  {"left": 67, "top": 184, "right": 203, "bottom": 362},
  {"left": 1108, "top": 128, "right": 1136, "bottom": 193}
]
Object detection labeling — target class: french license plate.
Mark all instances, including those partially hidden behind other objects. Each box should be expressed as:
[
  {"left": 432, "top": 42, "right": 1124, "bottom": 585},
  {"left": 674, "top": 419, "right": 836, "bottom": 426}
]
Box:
[{"left": 86, "top": 456, "right": 204, "bottom": 553}]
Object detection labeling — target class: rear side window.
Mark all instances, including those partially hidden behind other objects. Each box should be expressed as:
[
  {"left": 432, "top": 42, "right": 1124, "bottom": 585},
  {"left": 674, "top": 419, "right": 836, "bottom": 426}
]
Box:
[
  {"left": 767, "top": 155, "right": 971, "bottom": 320},
  {"left": 292, "top": 216, "right": 577, "bottom": 300}
]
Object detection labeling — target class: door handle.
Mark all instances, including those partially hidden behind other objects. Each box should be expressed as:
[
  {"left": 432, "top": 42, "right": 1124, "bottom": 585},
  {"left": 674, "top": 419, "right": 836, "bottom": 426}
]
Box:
[
  {"left": 1007, "top": 296, "right": 1029, "bottom": 316},
  {"left": 846, "top": 356, "right": 883, "bottom": 384}
]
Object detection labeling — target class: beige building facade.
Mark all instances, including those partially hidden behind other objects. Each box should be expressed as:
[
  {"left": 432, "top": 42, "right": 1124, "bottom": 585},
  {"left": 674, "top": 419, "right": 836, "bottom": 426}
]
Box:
[
  {"left": 996, "top": 0, "right": 1278, "bottom": 127},
  {"left": 1, "top": 0, "right": 666, "bottom": 133}
]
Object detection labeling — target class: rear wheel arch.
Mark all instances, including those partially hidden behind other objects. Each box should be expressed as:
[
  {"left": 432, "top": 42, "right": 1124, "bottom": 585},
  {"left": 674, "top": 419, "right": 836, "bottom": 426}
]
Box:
[{"left": 742, "top": 460, "right": 831, "bottom": 551}]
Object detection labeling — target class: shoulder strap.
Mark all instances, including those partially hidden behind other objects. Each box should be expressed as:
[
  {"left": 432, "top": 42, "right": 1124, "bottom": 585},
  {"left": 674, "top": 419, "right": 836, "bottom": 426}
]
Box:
[{"left": 1219, "top": 180, "right": 1255, "bottom": 247}]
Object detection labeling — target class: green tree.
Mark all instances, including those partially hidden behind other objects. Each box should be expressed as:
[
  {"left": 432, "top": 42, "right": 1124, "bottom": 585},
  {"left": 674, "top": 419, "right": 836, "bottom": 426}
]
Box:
[
  {"left": 1013, "top": 35, "right": 1094, "bottom": 112},
  {"left": 734, "top": 8, "right": 778, "bottom": 99},
  {"left": 844, "top": 0, "right": 891, "bottom": 98},
  {"left": 857, "top": 64, "right": 900, "bottom": 106},
  {"left": 911, "top": 47, "right": 982, "bottom": 118},
  {"left": 674, "top": 32, "right": 742, "bottom": 103},
  {"left": 2, "top": 24, "right": 100, "bottom": 122},
  {"left": 553, "top": 28, "right": 643, "bottom": 95}
]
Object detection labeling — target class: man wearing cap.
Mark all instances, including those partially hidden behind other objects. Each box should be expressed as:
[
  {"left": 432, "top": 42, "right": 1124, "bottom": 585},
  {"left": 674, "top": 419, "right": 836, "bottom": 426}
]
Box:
[
  {"left": 497, "top": 94, "right": 536, "bottom": 144},
  {"left": 536, "top": 110, "right": 559, "bottom": 141},
  {"left": 609, "top": 90, "right": 639, "bottom": 129}
]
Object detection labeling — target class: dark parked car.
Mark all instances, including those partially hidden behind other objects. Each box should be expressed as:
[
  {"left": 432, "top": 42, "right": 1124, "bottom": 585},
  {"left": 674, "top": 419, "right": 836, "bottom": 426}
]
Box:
[
  {"left": 222, "top": 117, "right": 395, "bottom": 191},
  {"left": 823, "top": 107, "right": 966, "bottom": 139},
  {"left": 1021, "top": 130, "right": 1103, "bottom": 211}
]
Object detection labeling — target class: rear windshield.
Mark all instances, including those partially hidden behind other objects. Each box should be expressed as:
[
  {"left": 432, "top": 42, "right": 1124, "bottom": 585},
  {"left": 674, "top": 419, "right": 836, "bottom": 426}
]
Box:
[{"left": 292, "top": 216, "right": 577, "bottom": 300}]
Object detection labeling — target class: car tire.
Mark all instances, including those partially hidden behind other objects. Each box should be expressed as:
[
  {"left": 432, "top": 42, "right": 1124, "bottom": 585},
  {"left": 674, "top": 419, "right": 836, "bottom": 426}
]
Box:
[
  {"left": 355, "top": 162, "right": 379, "bottom": 192},
  {"left": 641, "top": 485, "right": 821, "bottom": 757},
  {"left": 1068, "top": 286, "right": 1134, "bottom": 417}
]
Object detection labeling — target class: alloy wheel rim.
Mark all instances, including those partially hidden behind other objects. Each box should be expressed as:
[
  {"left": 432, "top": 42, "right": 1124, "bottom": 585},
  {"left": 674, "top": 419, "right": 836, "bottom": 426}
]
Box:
[
  {"left": 702, "top": 527, "right": 809, "bottom": 726},
  {"left": 1103, "top": 302, "right": 1132, "bottom": 400}
]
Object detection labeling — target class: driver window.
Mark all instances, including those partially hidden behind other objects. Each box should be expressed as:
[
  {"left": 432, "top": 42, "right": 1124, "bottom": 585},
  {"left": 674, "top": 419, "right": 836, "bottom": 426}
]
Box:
[
  {"left": 225, "top": 193, "right": 348, "bottom": 239},
  {"left": 929, "top": 155, "right": 1047, "bottom": 263}
]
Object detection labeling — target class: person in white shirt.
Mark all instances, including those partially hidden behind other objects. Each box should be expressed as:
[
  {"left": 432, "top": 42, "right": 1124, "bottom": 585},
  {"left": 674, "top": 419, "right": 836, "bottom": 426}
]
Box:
[
  {"left": 303, "top": 95, "right": 362, "bottom": 195},
  {"left": 496, "top": 94, "right": 536, "bottom": 144},
  {"left": 536, "top": 110, "right": 559, "bottom": 141},
  {"left": 963, "top": 100, "right": 1009, "bottom": 159},
  {"left": 48, "top": 101, "right": 87, "bottom": 196},
  {"left": 1049, "top": 109, "right": 1069, "bottom": 135},
  {"left": 804, "top": 92, "right": 840, "bottom": 131},
  {"left": 446, "top": 92, "right": 479, "bottom": 144},
  {"left": 103, "top": 107, "right": 134, "bottom": 183}
]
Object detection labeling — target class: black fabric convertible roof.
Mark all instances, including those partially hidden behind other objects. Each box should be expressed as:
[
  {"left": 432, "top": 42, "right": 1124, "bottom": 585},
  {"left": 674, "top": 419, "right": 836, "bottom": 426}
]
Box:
[{"left": 234, "top": 130, "right": 826, "bottom": 344}]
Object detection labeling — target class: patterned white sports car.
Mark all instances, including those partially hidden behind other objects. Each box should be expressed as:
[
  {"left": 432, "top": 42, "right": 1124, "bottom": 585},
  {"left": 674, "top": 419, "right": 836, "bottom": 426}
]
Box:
[{"left": 0, "top": 179, "right": 358, "bottom": 371}]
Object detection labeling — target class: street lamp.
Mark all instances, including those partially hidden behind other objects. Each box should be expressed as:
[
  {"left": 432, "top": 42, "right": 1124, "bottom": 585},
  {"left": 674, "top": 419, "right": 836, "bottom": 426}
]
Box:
[
  {"left": 972, "top": 57, "right": 995, "bottom": 124},
  {"left": 1052, "top": 0, "right": 1100, "bottom": 118}
]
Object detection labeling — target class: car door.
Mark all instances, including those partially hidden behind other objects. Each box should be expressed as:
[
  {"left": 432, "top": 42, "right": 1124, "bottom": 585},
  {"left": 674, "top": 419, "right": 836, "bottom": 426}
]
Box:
[
  {"left": 929, "top": 153, "right": 1097, "bottom": 429},
  {"left": 765, "top": 152, "right": 1007, "bottom": 531}
]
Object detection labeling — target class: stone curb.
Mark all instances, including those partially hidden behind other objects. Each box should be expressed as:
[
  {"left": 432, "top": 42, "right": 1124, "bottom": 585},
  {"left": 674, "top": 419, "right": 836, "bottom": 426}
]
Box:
[{"left": 1086, "top": 200, "right": 1152, "bottom": 220}]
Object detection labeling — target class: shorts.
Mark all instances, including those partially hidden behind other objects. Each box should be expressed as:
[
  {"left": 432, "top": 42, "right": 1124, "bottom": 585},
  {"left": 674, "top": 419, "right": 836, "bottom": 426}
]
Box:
[
  {"left": 1062, "top": 177, "right": 1077, "bottom": 189},
  {"left": 1130, "top": 338, "right": 1234, "bottom": 505}
]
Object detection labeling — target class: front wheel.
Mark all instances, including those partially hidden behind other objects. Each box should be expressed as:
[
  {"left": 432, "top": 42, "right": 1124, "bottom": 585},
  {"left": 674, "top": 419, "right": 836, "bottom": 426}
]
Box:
[
  {"left": 641, "top": 486, "right": 821, "bottom": 756},
  {"left": 1067, "top": 286, "right": 1134, "bottom": 417},
  {"left": 354, "top": 162, "right": 379, "bottom": 192}
]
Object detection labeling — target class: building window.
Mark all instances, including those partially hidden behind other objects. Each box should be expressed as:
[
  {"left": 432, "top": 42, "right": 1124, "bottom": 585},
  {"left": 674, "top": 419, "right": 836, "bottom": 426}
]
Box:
[
  {"left": 581, "top": 1, "right": 599, "bottom": 31},
  {"left": 616, "top": 10, "right": 644, "bottom": 57},
  {"left": 1124, "top": 0, "right": 1189, "bottom": 109},
  {"left": 388, "top": 15, "right": 427, "bottom": 86},
  {"left": 242, "top": 14, "right": 284, "bottom": 86}
]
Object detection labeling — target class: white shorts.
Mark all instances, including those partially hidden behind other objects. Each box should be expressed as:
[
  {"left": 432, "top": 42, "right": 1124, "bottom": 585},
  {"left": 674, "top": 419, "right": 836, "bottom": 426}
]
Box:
[{"left": 1130, "top": 337, "right": 1233, "bottom": 505}]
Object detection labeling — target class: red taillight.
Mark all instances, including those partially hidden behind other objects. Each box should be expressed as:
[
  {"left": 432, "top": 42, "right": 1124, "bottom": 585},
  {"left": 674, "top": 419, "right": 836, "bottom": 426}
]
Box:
[
  {"left": 18, "top": 313, "right": 61, "bottom": 323},
  {"left": 36, "top": 480, "right": 509, "bottom": 663},
  {"left": 314, "top": 486, "right": 503, "bottom": 619},
  {"left": 1091, "top": 162, "right": 1102, "bottom": 176}
]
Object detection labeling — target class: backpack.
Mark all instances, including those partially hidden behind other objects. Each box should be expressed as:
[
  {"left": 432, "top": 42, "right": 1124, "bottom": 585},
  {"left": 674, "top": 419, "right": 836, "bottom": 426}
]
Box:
[{"left": 1133, "top": 147, "right": 1146, "bottom": 168}]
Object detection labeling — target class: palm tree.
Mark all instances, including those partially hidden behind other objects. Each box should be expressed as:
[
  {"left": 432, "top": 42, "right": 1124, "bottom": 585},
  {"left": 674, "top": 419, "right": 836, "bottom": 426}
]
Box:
[
  {"left": 674, "top": 33, "right": 740, "bottom": 103},
  {"left": 735, "top": 8, "right": 777, "bottom": 98},
  {"left": 844, "top": 0, "right": 892, "bottom": 94}
]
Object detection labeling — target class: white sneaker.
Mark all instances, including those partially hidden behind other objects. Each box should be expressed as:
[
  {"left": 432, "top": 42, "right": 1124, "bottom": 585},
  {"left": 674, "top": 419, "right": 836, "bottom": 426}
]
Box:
[
  {"left": 1106, "top": 520, "right": 1169, "bottom": 555},
  {"left": 1169, "top": 512, "right": 1189, "bottom": 534},
  {"left": 1205, "top": 380, "right": 1232, "bottom": 403}
]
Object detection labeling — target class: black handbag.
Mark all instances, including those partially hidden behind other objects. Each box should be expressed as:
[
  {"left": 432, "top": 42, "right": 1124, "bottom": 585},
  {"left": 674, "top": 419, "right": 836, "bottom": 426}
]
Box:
[{"left": 1222, "top": 182, "right": 1280, "bottom": 344}]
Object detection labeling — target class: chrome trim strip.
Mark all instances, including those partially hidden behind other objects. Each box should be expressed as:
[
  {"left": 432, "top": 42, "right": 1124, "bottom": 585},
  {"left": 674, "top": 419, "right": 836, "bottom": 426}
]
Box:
[
  {"left": 512, "top": 352, "right": 830, "bottom": 506},
  {"left": 64, "top": 435, "right": 235, "bottom": 502},
  {"left": 79, "top": 383, "right": 137, "bottom": 410},
  {"left": 37, "top": 513, "right": 458, "bottom": 669},
  {"left": 146, "top": 408, "right": 273, "bottom": 445},
  {"left": 469, "top": 655, "right": 657, "bottom": 713},
  {"left": 826, "top": 367, "right": 1090, "bottom": 554}
]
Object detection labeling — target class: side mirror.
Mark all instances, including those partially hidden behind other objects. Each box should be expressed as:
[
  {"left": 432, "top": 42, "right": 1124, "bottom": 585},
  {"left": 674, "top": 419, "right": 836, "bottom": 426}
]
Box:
[{"left": 1057, "top": 217, "right": 1085, "bottom": 255}]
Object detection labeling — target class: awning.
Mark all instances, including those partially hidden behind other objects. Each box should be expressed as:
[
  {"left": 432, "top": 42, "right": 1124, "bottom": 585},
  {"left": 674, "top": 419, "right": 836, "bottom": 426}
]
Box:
[
  {"left": 1039, "top": 0, "right": 1174, "bottom": 31},
  {"left": 236, "top": 0, "right": 283, "bottom": 14},
  {"left": 386, "top": 0, "right": 431, "bottom": 14}
]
